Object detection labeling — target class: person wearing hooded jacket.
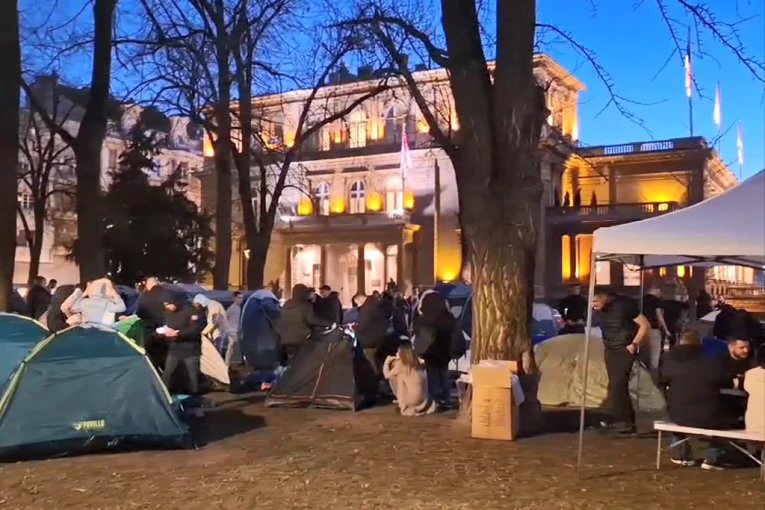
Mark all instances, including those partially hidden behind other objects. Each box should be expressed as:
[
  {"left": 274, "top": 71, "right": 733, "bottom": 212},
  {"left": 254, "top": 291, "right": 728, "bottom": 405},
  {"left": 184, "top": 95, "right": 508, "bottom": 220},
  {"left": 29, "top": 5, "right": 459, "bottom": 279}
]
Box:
[
  {"left": 413, "top": 290, "right": 457, "bottom": 406},
  {"left": 161, "top": 296, "right": 204, "bottom": 395},
  {"left": 277, "top": 284, "right": 333, "bottom": 361}
]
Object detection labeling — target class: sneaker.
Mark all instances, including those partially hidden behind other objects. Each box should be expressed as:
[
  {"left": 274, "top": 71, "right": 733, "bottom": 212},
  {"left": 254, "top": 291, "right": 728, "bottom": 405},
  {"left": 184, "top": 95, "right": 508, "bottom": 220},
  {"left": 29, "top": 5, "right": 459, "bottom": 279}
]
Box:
[
  {"left": 670, "top": 457, "right": 696, "bottom": 467},
  {"left": 701, "top": 461, "right": 725, "bottom": 471}
]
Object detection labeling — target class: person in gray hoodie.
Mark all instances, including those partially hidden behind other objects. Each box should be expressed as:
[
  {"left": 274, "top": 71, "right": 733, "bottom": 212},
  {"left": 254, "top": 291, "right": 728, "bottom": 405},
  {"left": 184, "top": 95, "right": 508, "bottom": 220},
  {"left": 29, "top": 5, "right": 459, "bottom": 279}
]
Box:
[{"left": 71, "top": 277, "right": 126, "bottom": 326}]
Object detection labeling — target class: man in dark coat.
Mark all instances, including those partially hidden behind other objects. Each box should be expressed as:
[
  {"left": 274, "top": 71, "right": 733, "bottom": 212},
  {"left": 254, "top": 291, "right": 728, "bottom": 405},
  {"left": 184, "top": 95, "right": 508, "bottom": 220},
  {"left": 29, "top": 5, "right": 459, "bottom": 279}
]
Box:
[
  {"left": 136, "top": 277, "right": 171, "bottom": 368},
  {"left": 558, "top": 284, "right": 587, "bottom": 334},
  {"left": 314, "top": 285, "right": 343, "bottom": 324},
  {"left": 413, "top": 290, "right": 458, "bottom": 406},
  {"left": 277, "top": 284, "right": 333, "bottom": 362},
  {"left": 354, "top": 292, "right": 390, "bottom": 402},
  {"left": 659, "top": 330, "right": 736, "bottom": 470},
  {"left": 161, "top": 296, "right": 204, "bottom": 395},
  {"left": 25, "top": 276, "right": 51, "bottom": 320}
]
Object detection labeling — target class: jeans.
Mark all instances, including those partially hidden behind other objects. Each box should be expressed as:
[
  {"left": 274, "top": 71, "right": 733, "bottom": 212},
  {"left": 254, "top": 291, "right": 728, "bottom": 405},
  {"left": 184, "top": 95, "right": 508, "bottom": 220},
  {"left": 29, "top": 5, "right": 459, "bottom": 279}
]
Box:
[
  {"left": 669, "top": 432, "right": 724, "bottom": 463},
  {"left": 163, "top": 353, "right": 200, "bottom": 395},
  {"left": 425, "top": 361, "right": 450, "bottom": 403},
  {"left": 604, "top": 347, "right": 636, "bottom": 426}
]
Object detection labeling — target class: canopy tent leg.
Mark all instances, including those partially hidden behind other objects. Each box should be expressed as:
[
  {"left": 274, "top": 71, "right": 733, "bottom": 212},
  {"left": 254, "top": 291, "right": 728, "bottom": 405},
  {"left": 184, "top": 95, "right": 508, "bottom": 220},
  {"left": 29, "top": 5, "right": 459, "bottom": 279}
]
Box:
[
  {"left": 635, "top": 256, "right": 644, "bottom": 415},
  {"left": 576, "top": 255, "right": 598, "bottom": 474}
]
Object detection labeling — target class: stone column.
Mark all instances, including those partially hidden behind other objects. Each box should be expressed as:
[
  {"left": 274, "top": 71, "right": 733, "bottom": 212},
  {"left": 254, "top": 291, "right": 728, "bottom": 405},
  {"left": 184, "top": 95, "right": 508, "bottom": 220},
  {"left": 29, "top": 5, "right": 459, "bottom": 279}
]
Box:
[
  {"left": 356, "top": 244, "right": 366, "bottom": 295},
  {"left": 396, "top": 241, "right": 405, "bottom": 289},
  {"left": 320, "top": 245, "right": 328, "bottom": 285},
  {"left": 284, "top": 246, "right": 293, "bottom": 298},
  {"left": 382, "top": 244, "right": 390, "bottom": 284}
]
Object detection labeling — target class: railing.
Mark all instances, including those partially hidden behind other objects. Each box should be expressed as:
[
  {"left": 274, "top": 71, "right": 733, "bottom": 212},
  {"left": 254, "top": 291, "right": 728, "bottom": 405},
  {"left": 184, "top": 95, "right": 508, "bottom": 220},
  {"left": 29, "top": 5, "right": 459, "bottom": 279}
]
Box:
[
  {"left": 579, "top": 137, "right": 708, "bottom": 158},
  {"left": 277, "top": 210, "right": 411, "bottom": 230},
  {"left": 546, "top": 201, "right": 679, "bottom": 222}
]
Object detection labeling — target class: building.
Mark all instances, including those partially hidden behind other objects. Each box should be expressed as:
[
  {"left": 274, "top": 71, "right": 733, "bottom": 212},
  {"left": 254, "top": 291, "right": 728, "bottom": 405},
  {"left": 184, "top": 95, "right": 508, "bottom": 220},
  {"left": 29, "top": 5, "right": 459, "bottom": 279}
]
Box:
[
  {"left": 198, "top": 55, "right": 581, "bottom": 305},
  {"left": 199, "top": 56, "right": 757, "bottom": 305},
  {"left": 14, "top": 76, "right": 205, "bottom": 284}
]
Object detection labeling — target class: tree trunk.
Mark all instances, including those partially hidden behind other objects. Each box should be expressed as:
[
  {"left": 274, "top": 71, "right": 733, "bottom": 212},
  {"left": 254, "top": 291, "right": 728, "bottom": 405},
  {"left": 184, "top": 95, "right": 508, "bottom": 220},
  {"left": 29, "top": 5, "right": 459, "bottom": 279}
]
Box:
[
  {"left": 72, "top": 0, "right": 117, "bottom": 281},
  {"left": 244, "top": 229, "right": 272, "bottom": 290},
  {"left": 0, "top": 0, "right": 20, "bottom": 312},
  {"left": 26, "top": 223, "right": 45, "bottom": 284},
  {"left": 211, "top": 149, "right": 232, "bottom": 289}
]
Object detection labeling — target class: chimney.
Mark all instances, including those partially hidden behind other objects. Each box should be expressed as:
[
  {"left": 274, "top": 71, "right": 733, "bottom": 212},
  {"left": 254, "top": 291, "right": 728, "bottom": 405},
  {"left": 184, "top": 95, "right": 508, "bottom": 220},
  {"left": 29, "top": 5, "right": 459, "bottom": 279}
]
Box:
[
  {"left": 400, "top": 54, "right": 409, "bottom": 71},
  {"left": 328, "top": 72, "right": 339, "bottom": 84},
  {"left": 414, "top": 63, "right": 427, "bottom": 72}
]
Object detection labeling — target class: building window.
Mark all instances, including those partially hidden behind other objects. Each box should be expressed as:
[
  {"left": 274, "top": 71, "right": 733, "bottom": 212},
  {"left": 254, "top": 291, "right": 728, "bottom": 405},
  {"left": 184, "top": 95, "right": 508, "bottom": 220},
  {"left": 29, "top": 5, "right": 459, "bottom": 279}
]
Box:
[
  {"left": 384, "top": 175, "right": 403, "bottom": 212},
  {"left": 575, "top": 234, "right": 593, "bottom": 282},
  {"left": 349, "top": 181, "right": 366, "bottom": 214},
  {"left": 385, "top": 105, "right": 405, "bottom": 143},
  {"left": 561, "top": 235, "right": 571, "bottom": 281},
  {"left": 16, "top": 230, "right": 33, "bottom": 247},
  {"left": 348, "top": 109, "right": 367, "bottom": 148},
  {"left": 314, "top": 182, "right": 330, "bottom": 216},
  {"left": 595, "top": 261, "right": 611, "bottom": 285},
  {"left": 17, "top": 192, "right": 33, "bottom": 210},
  {"left": 623, "top": 264, "right": 641, "bottom": 286}
]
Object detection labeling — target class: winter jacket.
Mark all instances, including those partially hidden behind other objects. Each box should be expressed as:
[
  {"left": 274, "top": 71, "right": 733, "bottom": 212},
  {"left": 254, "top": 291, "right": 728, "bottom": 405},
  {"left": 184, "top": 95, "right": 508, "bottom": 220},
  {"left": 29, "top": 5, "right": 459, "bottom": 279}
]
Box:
[
  {"left": 277, "top": 284, "right": 332, "bottom": 347},
  {"left": 25, "top": 285, "right": 51, "bottom": 320},
  {"left": 383, "top": 356, "right": 436, "bottom": 416},
  {"left": 193, "top": 294, "right": 230, "bottom": 341},
  {"left": 355, "top": 298, "right": 388, "bottom": 349},
  {"left": 598, "top": 294, "right": 640, "bottom": 351},
  {"left": 314, "top": 293, "right": 343, "bottom": 324},
  {"left": 46, "top": 285, "right": 76, "bottom": 333},
  {"left": 136, "top": 286, "right": 170, "bottom": 329},
  {"left": 71, "top": 281, "right": 126, "bottom": 325},
  {"left": 413, "top": 290, "right": 457, "bottom": 365},
  {"left": 164, "top": 301, "right": 204, "bottom": 356},
  {"left": 659, "top": 344, "right": 736, "bottom": 429}
]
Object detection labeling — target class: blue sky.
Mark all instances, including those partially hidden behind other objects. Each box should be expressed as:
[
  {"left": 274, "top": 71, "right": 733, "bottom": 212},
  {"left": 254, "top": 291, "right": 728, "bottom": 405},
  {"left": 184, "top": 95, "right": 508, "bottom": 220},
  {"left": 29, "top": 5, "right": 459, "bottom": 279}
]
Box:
[{"left": 538, "top": 1, "right": 764, "bottom": 179}]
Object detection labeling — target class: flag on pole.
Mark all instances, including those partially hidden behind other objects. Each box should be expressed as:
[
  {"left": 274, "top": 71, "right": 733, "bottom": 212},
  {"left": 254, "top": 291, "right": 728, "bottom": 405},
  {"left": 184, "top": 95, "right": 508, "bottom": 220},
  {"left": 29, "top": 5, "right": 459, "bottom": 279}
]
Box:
[
  {"left": 737, "top": 122, "right": 744, "bottom": 165},
  {"left": 400, "top": 129, "right": 412, "bottom": 181},
  {"left": 684, "top": 29, "right": 693, "bottom": 98},
  {"left": 713, "top": 82, "right": 721, "bottom": 129}
]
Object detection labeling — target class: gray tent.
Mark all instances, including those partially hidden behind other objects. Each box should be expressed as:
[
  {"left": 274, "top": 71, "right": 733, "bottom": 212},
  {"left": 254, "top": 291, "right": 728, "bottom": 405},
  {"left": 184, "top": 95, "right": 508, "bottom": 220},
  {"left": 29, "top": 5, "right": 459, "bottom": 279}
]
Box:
[{"left": 535, "top": 334, "right": 665, "bottom": 412}]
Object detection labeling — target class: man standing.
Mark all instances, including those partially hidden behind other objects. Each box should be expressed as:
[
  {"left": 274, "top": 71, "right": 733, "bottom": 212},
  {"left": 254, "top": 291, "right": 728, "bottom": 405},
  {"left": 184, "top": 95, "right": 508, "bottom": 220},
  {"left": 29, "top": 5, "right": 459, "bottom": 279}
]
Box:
[
  {"left": 558, "top": 284, "right": 587, "bottom": 334},
  {"left": 593, "top": 288, "right": 650, "bottom": 434},
  {"left": 25, "top": 276, "right": 51, "bottom": 320},
  {"left": 354, "top": 292, "right": 388, "bottom": 402},
  {"left": 136, "top": 276, "right": 170, "bottom": 369},
  {"left": 643, "top": 286, "right": 671, "bottom": 372},
  {"left": 314, "top": 285, "right": 342, "bottom": 324},
  {"left": 161, "top": 297, "right": 204, "bottom": 395},
  {"left": 225, "top": 292, "right": 244, "bottom": 366},
  {"left": 192, "top": 294, "right": 231, "bottom": 353}
]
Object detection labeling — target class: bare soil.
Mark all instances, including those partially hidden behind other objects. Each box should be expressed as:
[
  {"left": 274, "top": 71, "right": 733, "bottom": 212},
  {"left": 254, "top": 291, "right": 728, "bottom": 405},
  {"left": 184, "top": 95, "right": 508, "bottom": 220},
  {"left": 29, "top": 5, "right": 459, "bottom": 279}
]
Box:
[{"left": 0, "top": 394, "right": 763, "bottom": 509}]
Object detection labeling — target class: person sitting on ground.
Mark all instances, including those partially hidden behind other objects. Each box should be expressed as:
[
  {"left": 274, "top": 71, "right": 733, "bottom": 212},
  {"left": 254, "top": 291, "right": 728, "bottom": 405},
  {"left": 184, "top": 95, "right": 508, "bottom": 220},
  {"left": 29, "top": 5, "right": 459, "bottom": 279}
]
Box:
[
  {"left": 71, "top": 277, "right": 126, "bottom": 326},
  {"left": 276, "top": 284, "right": 333, "bottom": 363},
  {"left": 314, "top": 285, "right": 343, "bottom": 324},
  {"left": 383, "top": 341, "right": 437, "bottom": 416},
  {"left": 413, "top": 290, "right": 459, "bottom": 408},
  {"left": 659, "top": 330, "right": 736, "bottom": 470},
  {"left": 161, "top": 297, "right": 204, "bottom": 396}
]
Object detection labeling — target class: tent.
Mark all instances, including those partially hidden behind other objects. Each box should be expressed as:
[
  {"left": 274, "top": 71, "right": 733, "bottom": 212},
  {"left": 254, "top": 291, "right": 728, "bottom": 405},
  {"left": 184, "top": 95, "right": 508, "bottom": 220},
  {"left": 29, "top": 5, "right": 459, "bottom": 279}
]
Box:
[
  {"left": 0, "top": 323, "right": 188, "bottom": 459},
  {"left": 114, "top": 315, "right": 145, "bottom": 345},
  {"left": 535, "top": 333, "right": 664, "bottom": 410},
  {"left": 265, "top": 328, "right": 365, "bottom": 410},
  {"left": 0, "top": 314, "right": 49, "bottom": 393},
  {"left": 240, "top": 289, "right": 282, "bottom": 370},
  {"left": 577, "top": 170, "right": 765, "bottom": 470}
]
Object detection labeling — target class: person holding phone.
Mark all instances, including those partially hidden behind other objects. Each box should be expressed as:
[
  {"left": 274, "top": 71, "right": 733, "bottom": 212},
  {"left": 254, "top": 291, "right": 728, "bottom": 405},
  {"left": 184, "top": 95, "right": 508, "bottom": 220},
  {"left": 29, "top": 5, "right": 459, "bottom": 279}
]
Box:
[{"left": 161, "top": 297, "right": 204, "bottom": 395}]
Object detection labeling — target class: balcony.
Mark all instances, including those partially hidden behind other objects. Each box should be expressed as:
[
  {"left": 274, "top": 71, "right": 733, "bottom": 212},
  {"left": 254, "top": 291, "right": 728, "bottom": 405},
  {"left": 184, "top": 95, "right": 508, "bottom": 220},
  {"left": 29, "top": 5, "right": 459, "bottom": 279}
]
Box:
[
  {"left": 546, "top": 201, "right": 679, "bottom": 225},
  {"left": 277, "top": 210, "right": 411, "bottom": 232}
]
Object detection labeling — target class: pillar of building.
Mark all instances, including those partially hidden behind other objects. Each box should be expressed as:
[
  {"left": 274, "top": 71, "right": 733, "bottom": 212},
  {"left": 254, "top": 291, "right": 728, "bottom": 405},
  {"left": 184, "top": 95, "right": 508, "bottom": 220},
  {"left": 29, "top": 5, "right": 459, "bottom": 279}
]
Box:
[
  {"left": 382, "top": 244, "right": 390, "bottom": 284},
  {"left": 568, "top": 233, "right": 577, "bottom": 283},
  {"left": 396, "top": 241, "right": 405, "bottom": 289},
  {"left": 284, "top": 246, "right": 293, "bottom": 297},
  {"left": 356, "top": 244, "right": 366, "bottom": 295},
  {"left": 320, "top": 245, "right": 328, "bottom": 285}
]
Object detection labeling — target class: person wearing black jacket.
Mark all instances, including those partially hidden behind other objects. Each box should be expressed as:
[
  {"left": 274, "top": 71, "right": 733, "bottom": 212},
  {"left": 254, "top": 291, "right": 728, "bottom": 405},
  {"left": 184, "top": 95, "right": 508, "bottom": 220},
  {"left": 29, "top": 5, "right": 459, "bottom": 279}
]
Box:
[
  {"left": 161, "top": 297, "right": 204, "bottom": 395},
  {"left": 136, "top": 277, "right": 171, "bottom": 368},
  {"left": 277, "top": 284, "right": 333, "bottom": 361},
  {"left": 354, "top": 292, "right": 390, "bottom": 402},
  {"left": 46, "top": 285, "right": 76, "bottom": 333},
  {"left": 558, "top": 284, "right": 587, "bottom": 334},
  {"left": 413, "top": 290, "right": 458, "bottom": 406},
  {"left": 314, "top": 285, "right": 343, "bottom": 324},
  {"left": 25, "top": 276, "right": 51, "bottom": 320},
  {"left": 659, "top": 330, "right": 735, "bottom": 470}
]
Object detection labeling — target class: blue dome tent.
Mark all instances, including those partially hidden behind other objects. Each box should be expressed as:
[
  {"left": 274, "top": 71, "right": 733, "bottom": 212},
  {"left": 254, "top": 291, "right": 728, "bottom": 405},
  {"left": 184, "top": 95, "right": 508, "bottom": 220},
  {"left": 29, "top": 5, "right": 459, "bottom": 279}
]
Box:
[
  {"left": 0, "top": 323, "right": 188, "bottom": 460},
  {"left": 0, "top": 314, "right": 49, "bottom": 394},
  {"left": 240, "top": 290, "right": 282, "bottom": 371}
]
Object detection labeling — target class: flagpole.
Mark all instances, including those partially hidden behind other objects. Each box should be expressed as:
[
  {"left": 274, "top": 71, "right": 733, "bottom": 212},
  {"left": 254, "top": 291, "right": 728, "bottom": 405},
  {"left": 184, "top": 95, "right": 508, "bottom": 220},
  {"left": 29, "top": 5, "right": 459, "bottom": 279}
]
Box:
[
  {"left": 688, "top": 94, "right": 694, "bottom": 137},
  {"left": 433, "top": 159, "right": 440, "bottom": 284}
]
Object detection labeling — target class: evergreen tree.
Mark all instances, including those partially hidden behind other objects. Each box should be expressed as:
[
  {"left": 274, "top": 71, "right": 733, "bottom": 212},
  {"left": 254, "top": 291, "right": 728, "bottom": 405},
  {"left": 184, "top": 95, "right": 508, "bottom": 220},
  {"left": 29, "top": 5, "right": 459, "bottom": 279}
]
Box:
[{"left": 95, "top": 124, "right": 213, "bottom": 284}]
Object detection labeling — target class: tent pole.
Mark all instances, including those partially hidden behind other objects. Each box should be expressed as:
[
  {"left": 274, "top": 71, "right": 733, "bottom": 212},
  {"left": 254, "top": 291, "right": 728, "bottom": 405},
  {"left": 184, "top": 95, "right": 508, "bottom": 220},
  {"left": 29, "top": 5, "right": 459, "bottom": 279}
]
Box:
[
  {"left": 576, "top": 254, "right": 598, "bottom": 474},
  {"left": 636, "top": 256, "right": 644, "bottom": 415}
]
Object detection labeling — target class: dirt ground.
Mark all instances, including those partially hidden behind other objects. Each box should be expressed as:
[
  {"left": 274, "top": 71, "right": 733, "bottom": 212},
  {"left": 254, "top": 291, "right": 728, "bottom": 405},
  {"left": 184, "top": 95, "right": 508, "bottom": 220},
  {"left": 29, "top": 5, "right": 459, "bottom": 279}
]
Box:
[{"left": 0, "top": 394, "right": 763, "bottom": 510}]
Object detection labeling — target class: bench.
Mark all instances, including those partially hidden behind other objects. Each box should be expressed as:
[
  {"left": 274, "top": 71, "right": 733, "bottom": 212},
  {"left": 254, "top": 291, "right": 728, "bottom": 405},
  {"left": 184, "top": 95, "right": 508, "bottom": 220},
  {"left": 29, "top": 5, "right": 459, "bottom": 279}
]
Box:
[{"left": 654, "top": 420, "right": 765, "bottom": 480}]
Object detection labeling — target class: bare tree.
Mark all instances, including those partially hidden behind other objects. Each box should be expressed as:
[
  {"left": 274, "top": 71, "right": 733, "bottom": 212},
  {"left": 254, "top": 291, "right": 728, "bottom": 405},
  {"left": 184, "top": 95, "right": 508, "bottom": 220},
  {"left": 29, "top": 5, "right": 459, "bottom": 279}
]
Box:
[
  {"left": 0, "top": 0, "right": 21, "bottom": 311},
  {"left": 342, "top": 0, "right": 764, "bottom": 371},
  {"left": 17, "top": 93, "right": 76, "bottom": 284},
  {"left": 21, "top": 0, "right": 119, "bottom": 282}
]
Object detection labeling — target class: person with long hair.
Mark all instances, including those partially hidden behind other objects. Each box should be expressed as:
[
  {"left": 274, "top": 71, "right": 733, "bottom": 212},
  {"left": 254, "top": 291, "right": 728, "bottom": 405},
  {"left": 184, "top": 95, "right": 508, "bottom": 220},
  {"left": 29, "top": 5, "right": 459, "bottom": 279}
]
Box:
[{"left": 383, "top": 342, "right": 436, "bottom": 416}]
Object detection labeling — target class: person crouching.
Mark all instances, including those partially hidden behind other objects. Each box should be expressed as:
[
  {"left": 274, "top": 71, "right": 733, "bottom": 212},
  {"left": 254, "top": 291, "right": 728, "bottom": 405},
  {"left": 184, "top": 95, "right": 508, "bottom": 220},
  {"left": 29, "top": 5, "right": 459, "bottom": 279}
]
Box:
[
  {"left": 383, "top": 341, "right": 437, "bottom": 416},
  {"left": 161, "top": 298, "right": 204, "bottom": 395}
]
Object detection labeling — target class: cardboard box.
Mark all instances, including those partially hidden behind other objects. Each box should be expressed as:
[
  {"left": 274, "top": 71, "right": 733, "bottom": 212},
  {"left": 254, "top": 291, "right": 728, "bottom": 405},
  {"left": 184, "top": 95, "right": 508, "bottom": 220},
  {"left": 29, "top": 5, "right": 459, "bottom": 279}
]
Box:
[{"left": 471, "top": 360, "right": 519, "bottom": 441}]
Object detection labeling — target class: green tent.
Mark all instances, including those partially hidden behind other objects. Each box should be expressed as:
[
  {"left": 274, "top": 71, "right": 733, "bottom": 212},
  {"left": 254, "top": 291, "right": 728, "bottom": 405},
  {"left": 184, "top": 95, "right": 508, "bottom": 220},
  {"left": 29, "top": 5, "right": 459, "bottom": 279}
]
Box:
[
  {"left": 0, "top": 323, "right": 188, "bottom": 460},
  {"left": 114, "top": 315, "right": 145, "bottom": 346}
]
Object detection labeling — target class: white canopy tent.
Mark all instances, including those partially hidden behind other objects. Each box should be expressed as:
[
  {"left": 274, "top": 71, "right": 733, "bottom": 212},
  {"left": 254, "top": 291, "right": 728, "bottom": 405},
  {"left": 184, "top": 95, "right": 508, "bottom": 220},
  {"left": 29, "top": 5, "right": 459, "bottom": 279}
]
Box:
[{"left": 576, "top": 169, "right": 765, "bottom": 471}]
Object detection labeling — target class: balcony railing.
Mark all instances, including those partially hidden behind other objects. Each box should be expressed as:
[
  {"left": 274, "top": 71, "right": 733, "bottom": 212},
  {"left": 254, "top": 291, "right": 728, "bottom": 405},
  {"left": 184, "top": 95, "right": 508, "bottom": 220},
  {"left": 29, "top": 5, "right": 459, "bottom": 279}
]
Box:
[
  {"left": 547, "top": 201, "right": 679, "bottom": 223},
  {"left": 277, "top": 210, "right": 411, "bottom": 231},
  {"left": 579, "top": 137, "right": 708, "bottom": 158}
]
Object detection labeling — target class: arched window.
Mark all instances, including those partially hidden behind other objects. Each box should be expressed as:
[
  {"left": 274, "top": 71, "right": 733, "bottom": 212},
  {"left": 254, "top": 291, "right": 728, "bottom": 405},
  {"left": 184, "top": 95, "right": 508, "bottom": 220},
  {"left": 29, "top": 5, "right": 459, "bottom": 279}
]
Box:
[
  {"left": 348, "top": 109, "right": 367, "bottom": 148},
  {"left": 384, "top": 175, "right": 403, "bottom": 212},
  {"left": 385, "top": 105, "right": 404, "bottom": 143},
  {"left": 314, "top": 181, "right": 330, "bottom": 215},
  {"left": 349, "top": 180, "right": 366, "bottom": 214}
]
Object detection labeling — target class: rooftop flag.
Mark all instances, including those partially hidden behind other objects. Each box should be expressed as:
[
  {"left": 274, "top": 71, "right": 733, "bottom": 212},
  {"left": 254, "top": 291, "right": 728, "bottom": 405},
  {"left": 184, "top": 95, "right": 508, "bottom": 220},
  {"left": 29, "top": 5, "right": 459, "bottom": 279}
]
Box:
[
  {"left": 713, "top": 82, "right": 721, "bottom": 128},
  {"left": 400, "top": 129, "right": 412, "bottom": 181},
  {"left": 685, "top": 29, "right": 693, "bottom": 98},
  {"left": 737, "top": 122, "right": 744, "bottom": 165}
]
